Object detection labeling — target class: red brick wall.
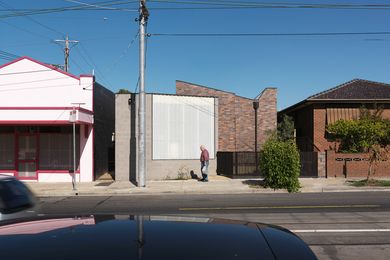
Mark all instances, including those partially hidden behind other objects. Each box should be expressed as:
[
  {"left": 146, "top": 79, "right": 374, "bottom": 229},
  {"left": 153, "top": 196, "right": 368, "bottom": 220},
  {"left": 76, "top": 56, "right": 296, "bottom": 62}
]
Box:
[
  {"left": 327, "top": 150, "right": 390, "bottom": 177},
  {"left": 258, "top": 88, "right": 277, "bottom": 148},
  {"left": 176, "top": 81, "right": 277, "bottom": 152},
  {"left": 235, "top": 95, "right": 256, "bottom": 151},
  {"left": 313, "top": 105, "right": 336, "bottom": 151}
]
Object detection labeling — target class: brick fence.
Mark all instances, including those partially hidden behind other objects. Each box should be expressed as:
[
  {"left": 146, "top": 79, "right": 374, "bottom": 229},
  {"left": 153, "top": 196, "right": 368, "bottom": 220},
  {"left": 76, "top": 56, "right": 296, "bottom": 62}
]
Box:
[{"left": 326, "top": 150, "right": 390, "bottom": 178}]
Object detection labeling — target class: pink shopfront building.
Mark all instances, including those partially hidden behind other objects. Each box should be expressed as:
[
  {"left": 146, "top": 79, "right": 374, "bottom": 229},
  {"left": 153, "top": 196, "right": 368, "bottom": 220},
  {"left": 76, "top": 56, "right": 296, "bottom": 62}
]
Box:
[{"left": 0, "top": 57, "right": 114, "bottom": 182}]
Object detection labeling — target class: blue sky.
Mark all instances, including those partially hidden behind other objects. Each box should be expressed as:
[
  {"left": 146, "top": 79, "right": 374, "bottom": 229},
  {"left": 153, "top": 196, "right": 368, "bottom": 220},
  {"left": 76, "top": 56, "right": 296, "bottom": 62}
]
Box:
[{"left": 1, "top": 0, "right": 390, "bottom": 110}]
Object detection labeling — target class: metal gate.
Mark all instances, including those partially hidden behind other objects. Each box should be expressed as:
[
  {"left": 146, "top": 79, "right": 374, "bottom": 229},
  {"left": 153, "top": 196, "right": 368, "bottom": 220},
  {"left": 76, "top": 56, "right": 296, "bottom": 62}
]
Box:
[
  {"left": 216, "top": 152, "right": 262, "bottom": 177},
  {"left": 300, "top": 151, "right": 318, "bottom": 177}
]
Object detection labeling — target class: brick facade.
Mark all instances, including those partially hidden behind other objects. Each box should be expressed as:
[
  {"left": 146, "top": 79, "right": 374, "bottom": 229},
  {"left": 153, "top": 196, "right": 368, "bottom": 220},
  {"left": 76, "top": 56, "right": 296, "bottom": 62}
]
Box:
[
  {"left": 293, "top": 104, "right": 390, "bottom": 153},
  {"left": 313, "top": 105, "right": 337, "bottom": 152},
  {"left": 279, "top": 79, "right": 390, "bottom": 177},
  {"left": 176, "top": 80, "right": 277, "bottom": 152}
]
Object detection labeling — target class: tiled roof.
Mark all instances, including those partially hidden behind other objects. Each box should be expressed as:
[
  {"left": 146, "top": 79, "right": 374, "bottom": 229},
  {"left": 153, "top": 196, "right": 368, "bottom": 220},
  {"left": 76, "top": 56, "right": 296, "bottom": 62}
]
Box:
[{"left": 308, "top": 79, "right": 390, "bottom": 100}]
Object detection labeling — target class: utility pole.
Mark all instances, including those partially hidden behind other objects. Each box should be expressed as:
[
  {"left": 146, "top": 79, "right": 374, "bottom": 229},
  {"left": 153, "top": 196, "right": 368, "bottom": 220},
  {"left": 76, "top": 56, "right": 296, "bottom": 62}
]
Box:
[
  {"left": 138, "top": 0, "right": 149, "bottom": 187},
  {"left": 54, "top": 34, "right": 79, "bottom": 72}
]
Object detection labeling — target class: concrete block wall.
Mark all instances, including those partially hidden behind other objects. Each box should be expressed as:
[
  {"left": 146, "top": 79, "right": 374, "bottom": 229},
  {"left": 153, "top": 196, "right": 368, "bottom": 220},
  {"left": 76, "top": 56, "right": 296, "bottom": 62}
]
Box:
[
  {"left": 115, "top": 93, "right": 217, "bottom": 182},
  {"left": 115, "top": 94, "right": 132, "bottom": 181},
  {"left": 317, "top": 152, "right": 326, "bottom": 177}
]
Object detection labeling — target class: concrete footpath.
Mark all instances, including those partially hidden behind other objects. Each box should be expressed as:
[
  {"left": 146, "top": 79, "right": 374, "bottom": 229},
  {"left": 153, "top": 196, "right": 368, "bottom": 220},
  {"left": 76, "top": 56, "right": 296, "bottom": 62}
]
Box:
[{"left": 25, "top": 176, "right": 390, "bottom": 197}]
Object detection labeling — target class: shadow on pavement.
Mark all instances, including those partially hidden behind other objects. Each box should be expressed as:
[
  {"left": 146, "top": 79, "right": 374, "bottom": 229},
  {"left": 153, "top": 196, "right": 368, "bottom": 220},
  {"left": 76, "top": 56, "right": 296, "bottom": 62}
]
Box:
[{"left": 242, "top": 179, "right": 266, "bottom": 187}]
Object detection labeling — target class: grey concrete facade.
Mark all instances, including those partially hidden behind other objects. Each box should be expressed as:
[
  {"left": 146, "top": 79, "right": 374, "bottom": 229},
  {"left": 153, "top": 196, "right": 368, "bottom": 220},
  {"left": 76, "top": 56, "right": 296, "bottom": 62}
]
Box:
[
  {"left": 115, "top": 93, "right": 218, "bottom": 182},
  {"left": 115, "top": 94, "right": 132, "bottom": 181}
]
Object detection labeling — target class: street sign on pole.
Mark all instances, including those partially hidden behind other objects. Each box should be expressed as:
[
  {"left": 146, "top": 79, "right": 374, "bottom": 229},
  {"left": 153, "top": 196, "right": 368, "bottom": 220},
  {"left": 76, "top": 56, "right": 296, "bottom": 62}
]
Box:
[
  {"left": 69, "top": 103, "right": 84, "bottom": 191},
  {"left": 69, "top": 107, "right": 77, "bottom": 191}
]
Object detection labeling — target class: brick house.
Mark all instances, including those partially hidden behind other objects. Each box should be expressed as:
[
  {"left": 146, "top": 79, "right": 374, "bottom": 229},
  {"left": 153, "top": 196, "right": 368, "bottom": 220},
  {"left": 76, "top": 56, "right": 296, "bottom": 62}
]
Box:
[
  {"left": 176, "top": 80, "right": 277, "bottom": 152},
  {"left": 115, "top": 80, "right": 277, "bottom": 182},
  {"left": 278, "top": 79, "right": 390, "bottom": 177}
]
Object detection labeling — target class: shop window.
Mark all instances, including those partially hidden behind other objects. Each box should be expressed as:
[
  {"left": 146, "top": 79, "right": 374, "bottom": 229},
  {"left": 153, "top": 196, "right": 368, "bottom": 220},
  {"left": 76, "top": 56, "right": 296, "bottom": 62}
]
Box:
[
  {"left": 39, "top": 126, "right": 74, "bottom": 133},
  {"left": 39, "top": 127, "right": 80, "bottom": 170},
  {"left": 0, "top": 134, "right": 15, "bottom": 170},
  {"left": 15, "top": 126, "right": 38, "bottom": 133}
]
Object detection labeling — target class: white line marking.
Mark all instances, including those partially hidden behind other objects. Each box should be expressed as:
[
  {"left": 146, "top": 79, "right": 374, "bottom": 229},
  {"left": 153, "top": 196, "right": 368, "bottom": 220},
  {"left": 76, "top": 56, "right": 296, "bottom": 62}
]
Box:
[
  {"left": 179, "top": 204, "right": 379, "bottom": 211},
  {"left": 292, "top": 229, "right": 390, "bottom": 233}
]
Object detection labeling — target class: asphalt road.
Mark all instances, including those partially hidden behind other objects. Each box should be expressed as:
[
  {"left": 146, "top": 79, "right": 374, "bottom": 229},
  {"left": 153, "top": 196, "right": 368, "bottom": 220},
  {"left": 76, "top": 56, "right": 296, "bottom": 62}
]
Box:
[{"left": 37, "top": 192, "right": 390, "bottom": 260}]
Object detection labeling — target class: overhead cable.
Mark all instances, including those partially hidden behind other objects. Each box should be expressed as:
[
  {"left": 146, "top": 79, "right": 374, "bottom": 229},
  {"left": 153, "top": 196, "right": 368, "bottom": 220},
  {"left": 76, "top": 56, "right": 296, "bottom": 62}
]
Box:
[{"left": 150, "top": 31, "right": 390, "bottom": 37}]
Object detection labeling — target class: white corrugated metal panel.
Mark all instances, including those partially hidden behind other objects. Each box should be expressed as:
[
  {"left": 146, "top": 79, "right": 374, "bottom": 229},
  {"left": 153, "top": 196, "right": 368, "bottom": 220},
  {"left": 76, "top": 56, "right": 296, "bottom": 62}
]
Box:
[{"left": 153, "top": 95, "right": 215, "bottom": 160}]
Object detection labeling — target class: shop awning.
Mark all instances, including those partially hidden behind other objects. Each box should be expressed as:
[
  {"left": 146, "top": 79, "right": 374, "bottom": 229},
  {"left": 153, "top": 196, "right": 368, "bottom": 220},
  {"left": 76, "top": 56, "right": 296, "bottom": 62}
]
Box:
[{"left": 0, "top": 107, "right": 93, "bottom": 125}]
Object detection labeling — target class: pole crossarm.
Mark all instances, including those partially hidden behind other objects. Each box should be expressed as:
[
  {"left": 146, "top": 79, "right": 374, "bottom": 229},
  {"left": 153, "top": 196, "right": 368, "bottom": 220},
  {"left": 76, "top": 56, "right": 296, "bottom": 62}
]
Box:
[{"left": 53, "top": 34, "right": 79, "bottom": 72}]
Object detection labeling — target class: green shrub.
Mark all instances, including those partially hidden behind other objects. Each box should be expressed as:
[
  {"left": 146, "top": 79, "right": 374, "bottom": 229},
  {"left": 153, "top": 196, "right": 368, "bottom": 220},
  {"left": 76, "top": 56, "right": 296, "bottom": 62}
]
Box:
[{"left": 260, "top": 138, "right": 301, "bottom": 192}]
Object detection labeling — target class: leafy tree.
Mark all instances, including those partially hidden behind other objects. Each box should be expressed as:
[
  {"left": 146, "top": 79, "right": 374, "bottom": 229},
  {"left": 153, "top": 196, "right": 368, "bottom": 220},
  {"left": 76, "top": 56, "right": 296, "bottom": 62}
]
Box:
[
  {"left": 117, "top": 89, "right": 131, "bottom": 94},
  {"left": 260, "top": 136, "right": 301, "bottom": 192},
  {"left": 367, "top": 144, "right": 389, "bottom": 181},
  {"left": 277, "top": 114, "right": 295, "bottom": 141},
  {"left": 327, "top": 106, "right": 390, "bottom": 180},
  {"left": 359, "top": 104, "right": 383, "bottom": 121}
]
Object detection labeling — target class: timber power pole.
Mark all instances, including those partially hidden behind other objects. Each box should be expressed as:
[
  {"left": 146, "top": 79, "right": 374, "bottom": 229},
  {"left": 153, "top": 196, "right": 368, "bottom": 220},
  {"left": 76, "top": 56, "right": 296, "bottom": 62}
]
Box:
[
  {"left": 138, "top": 0, "right": 149, "bottom": 187},
  {"left": 54, "top": 34, "right": 79, "bottom": 72}
]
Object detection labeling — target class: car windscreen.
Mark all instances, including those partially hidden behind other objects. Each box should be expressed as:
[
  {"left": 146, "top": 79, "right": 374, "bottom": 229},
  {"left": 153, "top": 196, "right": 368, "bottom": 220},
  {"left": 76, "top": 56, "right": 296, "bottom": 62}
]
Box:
[{"left": 0, "top": 179, "right": 34, "bottom": 214}]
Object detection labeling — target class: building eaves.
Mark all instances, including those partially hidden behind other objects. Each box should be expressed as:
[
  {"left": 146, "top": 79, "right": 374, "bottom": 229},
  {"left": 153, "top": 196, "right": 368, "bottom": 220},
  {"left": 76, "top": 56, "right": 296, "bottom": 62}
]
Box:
[
  {"left": 255, "top": 87, "right": 277, "bottom": 100},
  {"left": 176, "top": 80, "right": 267, "bottom": 101},
  {"left": 148, "top": 92, "right": 218, "bottom": 98},
  {"left": 279, "top": 79, "right": 390, "bottom": 114},
  {"left": 176, "top": 80, "right": 236, "bottom": 95}
]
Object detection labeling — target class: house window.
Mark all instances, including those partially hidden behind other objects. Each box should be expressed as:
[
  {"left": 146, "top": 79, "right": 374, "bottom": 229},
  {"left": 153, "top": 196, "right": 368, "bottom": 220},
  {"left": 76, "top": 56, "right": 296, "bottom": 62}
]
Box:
[
  {"left": 152, "top": 95, "right": 215, "bottom": 160},
  {"left": 39, "top": 126, "right": 80, "bottom": 170}
]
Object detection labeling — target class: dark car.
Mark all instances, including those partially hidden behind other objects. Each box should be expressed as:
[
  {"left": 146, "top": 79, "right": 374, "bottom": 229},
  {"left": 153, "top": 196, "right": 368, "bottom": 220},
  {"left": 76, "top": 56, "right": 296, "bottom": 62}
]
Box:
[
  {"left": 0, "top": 175, "right": 38, "bottom": 221},
  {"left": 0, "top": 214, "right": 317, "bottom": 259}
]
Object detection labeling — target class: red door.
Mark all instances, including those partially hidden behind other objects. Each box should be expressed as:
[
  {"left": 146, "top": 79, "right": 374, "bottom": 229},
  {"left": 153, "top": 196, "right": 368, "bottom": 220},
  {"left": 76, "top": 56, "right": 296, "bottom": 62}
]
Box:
[{"left": 17, "top": 134, "right": 38, "bottom": 180}]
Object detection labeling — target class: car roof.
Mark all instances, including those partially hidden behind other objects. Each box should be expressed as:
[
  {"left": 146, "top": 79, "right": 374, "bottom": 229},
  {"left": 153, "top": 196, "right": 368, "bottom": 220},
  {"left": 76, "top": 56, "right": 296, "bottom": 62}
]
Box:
[
  {"left": 0, "top": 175, "right": 15, "bottom": 181},
  {"left": 0, "top": 215, "right": 316, "bottom": 260}
]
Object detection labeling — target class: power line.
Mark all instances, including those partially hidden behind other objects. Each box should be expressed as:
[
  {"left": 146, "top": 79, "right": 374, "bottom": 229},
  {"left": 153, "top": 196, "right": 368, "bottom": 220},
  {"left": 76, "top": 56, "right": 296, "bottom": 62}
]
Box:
[
  {"left": 0, "top": 18, "right": 52, "bottom": 40},
  {"left": 0, "top": 83, "right": 93, "bottom": 93},
  {"left": 0, "top": 69, "right": 53, "bottom": 76},
  {"left": 0, "top": 50, "right": 20, "bottom": 61},
  {"left": 0, "top": 76, "right": 69, "bottom": 87},
  {"left": 150, "top": 31, "right": 390, "bottom": 37},
  {"left": 0, "top": 1, "right": 138, "bottom": 19},
  {"left": 106, "top": 29, "right": 140, "bottom": 74},
  {"left": 74, "top": 47, "right": 95, "bottom": 71},
  {"left": 63, "top": 0, "right": 138, "bottom": 11},
  {"left": 1, "top": 0, "right": 390, "bottom": 19},
  {"left": 148, "top": 0, "right": 390, "bottom": 10},
  {"left": 69, "top": 56, "right": 87, "bottom": 73},
  {"left": 0, "top": 1, "right": 65, "bottom": 37},
  {"left": 78, "top": 42, "right": 113, "bottom": 87}
]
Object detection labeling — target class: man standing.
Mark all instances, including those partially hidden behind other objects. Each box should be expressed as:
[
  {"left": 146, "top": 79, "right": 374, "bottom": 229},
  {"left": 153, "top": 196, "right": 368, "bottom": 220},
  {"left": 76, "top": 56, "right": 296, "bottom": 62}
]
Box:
[{"left": 199, "top": 145, "right": 209, "bottom": 182}]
